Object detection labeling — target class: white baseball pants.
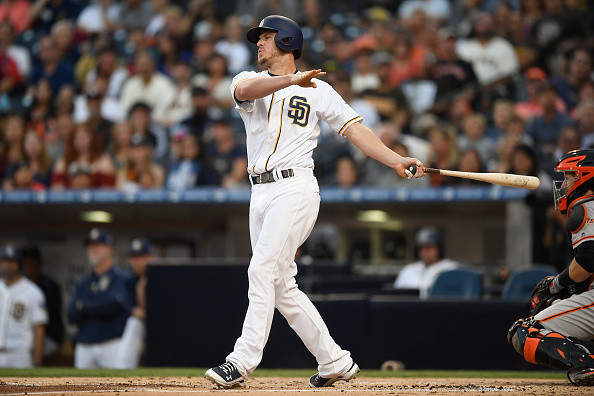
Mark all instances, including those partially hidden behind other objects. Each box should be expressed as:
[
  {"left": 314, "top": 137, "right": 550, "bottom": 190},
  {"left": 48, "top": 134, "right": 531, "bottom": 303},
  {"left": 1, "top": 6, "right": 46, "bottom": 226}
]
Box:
[
  {"left": 227, "top": 168, "right": 353, "bottom": 377},
  {"left": 74, "top": 337, "right": 122, "bottom": 369},
  {"left": 115, "top": 316, "right": 145, "bottom": 369}
]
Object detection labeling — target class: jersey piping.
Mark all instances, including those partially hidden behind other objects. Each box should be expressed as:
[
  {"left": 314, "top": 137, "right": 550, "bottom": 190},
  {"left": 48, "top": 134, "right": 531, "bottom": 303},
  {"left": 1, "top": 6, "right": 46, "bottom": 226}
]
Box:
[
  {"left": 265, "top": 99, "right": 285, "bottom": 172},
  {"left": 338, "top": 116, "right": 363, "bottom": 135}
]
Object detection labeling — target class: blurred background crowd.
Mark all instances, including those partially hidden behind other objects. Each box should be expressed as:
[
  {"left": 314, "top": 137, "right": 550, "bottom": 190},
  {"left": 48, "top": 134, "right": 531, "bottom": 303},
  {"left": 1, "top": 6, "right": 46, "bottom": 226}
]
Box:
[{"left": 0, "top": 0, "right": 591, "bottom": 194}]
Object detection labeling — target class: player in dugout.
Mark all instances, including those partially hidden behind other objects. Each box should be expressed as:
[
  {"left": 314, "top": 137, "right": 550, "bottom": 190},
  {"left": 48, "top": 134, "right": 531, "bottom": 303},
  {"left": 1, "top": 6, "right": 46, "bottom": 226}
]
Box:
[{"left": 508, "top": 150, "right": 594, "bottom": 386}]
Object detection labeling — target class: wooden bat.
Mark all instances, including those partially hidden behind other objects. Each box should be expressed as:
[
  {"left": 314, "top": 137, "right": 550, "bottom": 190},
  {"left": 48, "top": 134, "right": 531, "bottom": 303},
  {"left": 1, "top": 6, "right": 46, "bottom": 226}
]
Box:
[{"left": 421, "top": 167, "right": 541, "bottom": 190}]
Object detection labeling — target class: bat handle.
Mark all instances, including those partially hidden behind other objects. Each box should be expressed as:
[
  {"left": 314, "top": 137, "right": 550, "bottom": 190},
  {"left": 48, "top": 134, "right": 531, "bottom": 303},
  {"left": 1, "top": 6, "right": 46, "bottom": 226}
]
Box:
[{"left": 423, "top": 167, "right": 441, "bottom": 175}]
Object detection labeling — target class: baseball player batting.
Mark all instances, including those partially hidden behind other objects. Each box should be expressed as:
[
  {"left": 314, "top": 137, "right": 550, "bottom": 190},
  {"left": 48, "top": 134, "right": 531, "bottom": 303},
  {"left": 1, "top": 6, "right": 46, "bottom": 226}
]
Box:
[
  {"left": 508, "top": 150, "right": 594, "bottom": 386},
  {"left": 205, "top": 15, "right": 424, "bottom": 388}
]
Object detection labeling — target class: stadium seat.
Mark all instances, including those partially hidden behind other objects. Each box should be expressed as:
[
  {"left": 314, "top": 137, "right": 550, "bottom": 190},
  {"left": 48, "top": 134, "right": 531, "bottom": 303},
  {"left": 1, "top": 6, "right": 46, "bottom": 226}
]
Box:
[
  {"left": 427, "top": 268, "right": 482, "bottom": 299},
  {"left": 501, "top": 265, "right": 557, "bottom": 300}
]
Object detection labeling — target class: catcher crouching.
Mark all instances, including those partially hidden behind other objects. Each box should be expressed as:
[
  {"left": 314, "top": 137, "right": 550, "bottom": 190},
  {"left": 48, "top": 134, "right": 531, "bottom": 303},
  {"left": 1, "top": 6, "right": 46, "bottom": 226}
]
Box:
[{"left": 508, "top": 150, "right": 594, "bottom": 386}]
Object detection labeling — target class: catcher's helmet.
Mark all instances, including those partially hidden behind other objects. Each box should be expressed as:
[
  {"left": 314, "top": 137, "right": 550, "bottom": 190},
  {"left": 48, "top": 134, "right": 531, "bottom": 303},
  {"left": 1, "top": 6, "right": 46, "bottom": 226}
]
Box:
[
  {"left": 554, "top": 149, "right": 594, "bottom": 213},
  {"left": 246, "top": 15, "right": 303, "bottom": 59}
]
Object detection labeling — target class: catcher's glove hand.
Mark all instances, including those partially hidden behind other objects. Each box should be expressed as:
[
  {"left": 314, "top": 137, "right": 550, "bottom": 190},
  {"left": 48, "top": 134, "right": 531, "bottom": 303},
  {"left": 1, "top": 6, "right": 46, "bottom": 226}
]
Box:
[{"left": 529, "top": 276, "right": 557, "bottom": 316}]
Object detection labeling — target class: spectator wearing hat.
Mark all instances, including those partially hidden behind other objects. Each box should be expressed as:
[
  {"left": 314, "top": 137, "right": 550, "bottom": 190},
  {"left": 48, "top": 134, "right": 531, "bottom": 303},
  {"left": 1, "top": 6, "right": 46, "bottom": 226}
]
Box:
[
  {"left": 21, "top": 246, "right": 63, "bottom": 359},
  {"left": 205, "top": 118, "right": 247, "bottom": 189},
  {"left": 174, "top": 86, "right": 213, "bottom": 143},
  {"left": 360, "top": 52, "right": 410, "bottom": 126},
  {"left": 393, "top": 227, "right": 459, "bottom": 299},
  {"left": 119, "top": 51, "right": 176, "bottom": 126},
  {"left": 0, "top": 244, "right": 47, "bottom": 367},
  {"left": 67, "top": 228, "right": 133, "bottom": 369},
  {"left": 515, "top": 67, "right": 567, "bottom": 121},
  {"left": 116, "top": 238, "right": 155, "bottom": 369},
  {"left": 116, "top": 132, "right": 165, "bottom": 191},
  {"left": 128, "top": 101, "right": 169, "bottom": 165},
  {"left": 166, "top": 133, "right": 219, "bottom": 189}
]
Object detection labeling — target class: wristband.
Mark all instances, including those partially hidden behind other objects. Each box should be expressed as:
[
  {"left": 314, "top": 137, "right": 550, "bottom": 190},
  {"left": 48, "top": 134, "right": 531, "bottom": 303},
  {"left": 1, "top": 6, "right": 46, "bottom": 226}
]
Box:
[{"left": 550, "top": 268, "right": 572, "bottom": 294}]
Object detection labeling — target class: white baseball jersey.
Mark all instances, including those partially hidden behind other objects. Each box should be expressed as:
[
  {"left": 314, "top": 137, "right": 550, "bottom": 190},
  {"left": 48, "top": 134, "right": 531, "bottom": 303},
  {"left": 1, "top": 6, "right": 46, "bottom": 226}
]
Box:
[
  {"left": 0, "top": 277, "right": 48, "bottom": 352},
  {"left": 231, "top": 70, "right": 362, "bottom": 175}
]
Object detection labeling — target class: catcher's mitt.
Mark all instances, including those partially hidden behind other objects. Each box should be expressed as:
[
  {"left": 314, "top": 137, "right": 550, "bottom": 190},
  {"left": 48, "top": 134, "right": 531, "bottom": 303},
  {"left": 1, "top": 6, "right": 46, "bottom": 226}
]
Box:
[{"left": 529, "top": 276, "right": 557, "bottom": 316}]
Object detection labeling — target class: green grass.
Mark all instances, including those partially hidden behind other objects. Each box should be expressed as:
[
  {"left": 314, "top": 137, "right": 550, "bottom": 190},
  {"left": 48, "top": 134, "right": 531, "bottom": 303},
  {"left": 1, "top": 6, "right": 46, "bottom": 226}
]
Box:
[{"left": 0, "top": 367, "right": 566, "bottom": 379}]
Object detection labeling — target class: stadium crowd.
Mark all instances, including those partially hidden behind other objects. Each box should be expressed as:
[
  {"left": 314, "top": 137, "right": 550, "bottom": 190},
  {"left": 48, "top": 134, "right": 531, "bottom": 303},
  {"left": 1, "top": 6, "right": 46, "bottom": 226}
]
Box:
[{"left": 0, "top": 0, "right": 591, "bottom": 193}]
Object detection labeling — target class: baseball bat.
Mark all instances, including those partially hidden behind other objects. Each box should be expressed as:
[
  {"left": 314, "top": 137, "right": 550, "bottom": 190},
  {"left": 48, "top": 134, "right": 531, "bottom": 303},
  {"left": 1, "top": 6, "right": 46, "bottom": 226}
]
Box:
[{"left": 422, "top": 167, "right": 541, "bottom": 190}]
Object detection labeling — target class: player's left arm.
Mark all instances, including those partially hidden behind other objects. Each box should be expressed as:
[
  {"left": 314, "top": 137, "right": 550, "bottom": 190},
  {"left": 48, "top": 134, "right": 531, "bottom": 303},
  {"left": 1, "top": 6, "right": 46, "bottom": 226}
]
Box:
[
  {"left": 343, "top": 121, "right": 424, "bottom": 179},
  {"left": 33, "top": 324, "right": 45, "bottom": 366}
]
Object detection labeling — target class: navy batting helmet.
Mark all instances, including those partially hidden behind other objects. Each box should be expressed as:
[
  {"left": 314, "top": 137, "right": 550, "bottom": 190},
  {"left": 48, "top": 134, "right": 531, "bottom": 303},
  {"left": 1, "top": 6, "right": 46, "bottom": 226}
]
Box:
[{"left": 246, "top": 15, "right": 303, "bottom": 59}]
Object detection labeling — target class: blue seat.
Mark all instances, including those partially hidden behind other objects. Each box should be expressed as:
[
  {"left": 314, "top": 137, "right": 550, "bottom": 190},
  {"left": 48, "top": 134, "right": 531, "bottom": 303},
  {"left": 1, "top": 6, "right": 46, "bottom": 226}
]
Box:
[
  {"left": 428, "top": 268, "right": 482, "bottom": 299},
  {"left": 501, "top": 266, "right": 557, "bottom": 300}
]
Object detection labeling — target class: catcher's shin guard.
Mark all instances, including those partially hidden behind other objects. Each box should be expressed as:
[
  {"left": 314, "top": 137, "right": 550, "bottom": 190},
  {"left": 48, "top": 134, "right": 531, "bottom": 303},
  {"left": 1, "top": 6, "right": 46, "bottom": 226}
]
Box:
[{"left": 508, "top": 318, "right": 594, "bottom": 371}]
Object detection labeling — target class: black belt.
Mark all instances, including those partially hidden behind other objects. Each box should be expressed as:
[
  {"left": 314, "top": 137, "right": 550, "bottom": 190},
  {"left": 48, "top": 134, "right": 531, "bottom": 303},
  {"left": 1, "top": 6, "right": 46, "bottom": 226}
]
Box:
[{"left": 251, "top": 169, "right": 295, "bottom": 184}]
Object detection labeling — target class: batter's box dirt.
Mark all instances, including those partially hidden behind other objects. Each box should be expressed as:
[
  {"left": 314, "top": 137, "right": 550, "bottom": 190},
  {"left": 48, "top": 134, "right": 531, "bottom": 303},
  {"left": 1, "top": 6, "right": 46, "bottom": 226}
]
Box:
[{"left": 0, "top": 377, "right": 589, "bottom": 395}]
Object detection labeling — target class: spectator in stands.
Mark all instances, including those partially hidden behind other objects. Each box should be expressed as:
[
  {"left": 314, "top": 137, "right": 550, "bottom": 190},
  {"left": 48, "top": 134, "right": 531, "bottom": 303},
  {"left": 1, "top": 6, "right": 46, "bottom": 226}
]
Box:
[
  {"left": 166, "top": 133, "right": 219, "bottom": 189},
  {"left": 453, "top": 149, "right": 485, "bottom": 186},
  {"left": 28, "top": 0, "right": 82, "bottom": 34},
  {"left": 76, "top": 0, "right": 121, "bottom": 34},
  {"left": 0, "top": 47, "right": 21, "bottom": 101},
  {"left": 205, "top": 118, "right": 247, "bottom": 189},
  {"left": 0, "top": 114, "right": 25, "bottom": 181},
  {"left": 214, "top": 14, "right": 251, "bottom": 76},
  {"left": 128, "top": 101, "right": 169, "bottom": 164},
  {"left": 84, "top": 45, "right": 129, "bottom": 119},
  {"left": 0, "top": 0, "right": 32, "bottom": 35},
  {"left": 526, "top": 82, "right": 575, "bottom": 156},
  {"left": 4, "top": 161, "right": 45, "bottom": 190},
  {"left": 456, "top": 12, "right": 519, "bottom": 87},
  {"left": 51, "top": 20, "right": 78, "bottom": 66},
  {"left": 191, "top": 53, "right": 233, "bottom": 115},
  {"left": 0, "top": 21, "right": 31, "bottom": 80},
  {"left": 551, "top": 49, "right": 592, "bottom": 112},
  {"left": 332, "top": 156, "right": 359, "bottom": 189},
  {"left": 350, "top": 45, "right": 380, "bottom": 95},
  {"left": 515, "top": 67, "right": 567, "bottom": 121},
  {"left": 109, "top": 122, "right": 133, "bottom": 171},
  {"left": 554, "top": 126, "right": 582, "bottom": 161},
  {"left": 175, "top": 86, "right": 212, "bottom": 143},
  {"left": 145, "top": 0, "right": 168, "bottom": 38},
  {"left": 577, "top": 99, "right": 594, "bottom": 149},
  {"left": 45, "top": 111, "right": 73, "bottom": 163},
  {"left": 117, "top": 133, "right": 165, "bottom": 191},
  {"left": 155, "top": 34, "right": 179, "bottom": 78},
  {"left": 153, "top": 61, "right": 194, "bottom": 128},
  {"left": 82, "top": 86, "right": 113, "bottom": 151},
  {"left": 30, "top": 35, "right": 74, "bottom": 95},
  {"left": 0, "top": 244, "right": 47, "bottom": 368},
  {"left": 68, "top": 162, "right": 93, "bottom": 189},
  {"left": 388, "top": 30, "right": 425, "bottom": 88},
  {"left": 485, "top": 99, "right": 516, "bottom": 142},
  {"left": 119, "top": 0, "right": 154, "bottom": 32},
  {"left": 25, "top": 79, "right": 54, "bottom": 136},
  {"left": 51, "top": 123, "right": 116, "bottom": 189},
  {"left": 119, "top": 51, "right": 176, "bottom": 125},
  {"left": 68, "top": 228, "right": 133, "bottom": 369},
  {"left": 21, "top": 246, "right": 63, "bottom": 359},
  {"left": 426, "top": 26, "right": 478, "bottom": 116},
  {"left": 21, "top": 130, "right": 51, "bottom": 187},
  {"left": 398, "top": 0, "right": 451, "bottom": 22},
  {"left": 360, "top": 52, "right": 410, "bottom": 127},
  {"left": 394, "top": 226, "right": 459, "bottom": 299},
  {"left": 116, "top": 237, "right": 154, "bottom": 369},
  {"left": 161, "top": 4, "right": 194, "bottom": 53},
  {"left": 457, "top": 112, "right": 496, "bottom": 168},
  {"left": 425, "top": 126, "right": 458, "bottom": 186}
]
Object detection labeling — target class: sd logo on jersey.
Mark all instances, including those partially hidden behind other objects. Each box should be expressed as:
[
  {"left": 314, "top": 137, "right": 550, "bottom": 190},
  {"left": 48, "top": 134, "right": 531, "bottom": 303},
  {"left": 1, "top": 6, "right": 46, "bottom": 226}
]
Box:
[
  {"left": 12, "top": 302, "right": 25, "bottom": 321},
  {"left": 288, "top": 96, "right": 310, "bottom": 127}
]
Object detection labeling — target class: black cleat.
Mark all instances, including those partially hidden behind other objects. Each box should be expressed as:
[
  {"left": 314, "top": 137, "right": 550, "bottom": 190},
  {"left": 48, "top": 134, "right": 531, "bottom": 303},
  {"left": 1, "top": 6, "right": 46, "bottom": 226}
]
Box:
[
  {"left": 568, "top": 367, "right": 594, "bottom": 386},
  {"left": 205, "top": 361, "right": 246, "bottom": 388},
  {"left": 309, "top": 362, "right": 360, "bottom": 388}
]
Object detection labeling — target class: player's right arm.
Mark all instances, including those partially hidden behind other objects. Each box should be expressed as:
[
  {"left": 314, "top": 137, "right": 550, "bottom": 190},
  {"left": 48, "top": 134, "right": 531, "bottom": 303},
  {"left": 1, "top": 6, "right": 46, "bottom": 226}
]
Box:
[{"left": 234, "top": 69, "right": 326, "bottom": 102}]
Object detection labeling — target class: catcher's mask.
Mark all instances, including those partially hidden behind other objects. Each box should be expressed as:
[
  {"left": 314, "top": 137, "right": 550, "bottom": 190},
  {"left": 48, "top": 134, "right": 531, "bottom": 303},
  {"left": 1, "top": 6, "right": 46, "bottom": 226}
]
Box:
[{"left": 554, "top": 149, "right": 594, "bottom": 213}]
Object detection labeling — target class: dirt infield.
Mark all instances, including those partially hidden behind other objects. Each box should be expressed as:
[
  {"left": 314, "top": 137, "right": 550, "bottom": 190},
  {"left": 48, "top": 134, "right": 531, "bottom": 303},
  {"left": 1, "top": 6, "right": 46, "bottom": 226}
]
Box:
[{"left": 0, "top": 376, "right": 590, "bottom": 396}]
